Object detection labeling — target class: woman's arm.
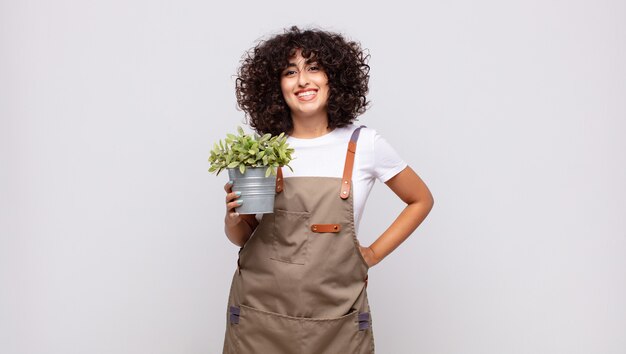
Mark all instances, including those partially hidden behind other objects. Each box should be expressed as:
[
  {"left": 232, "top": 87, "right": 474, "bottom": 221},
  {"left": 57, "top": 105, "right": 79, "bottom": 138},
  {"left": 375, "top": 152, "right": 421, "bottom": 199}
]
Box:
[
  {"left": 225, "top": 214, "right": 259, "bottom": 247},
  {"left": 359, "top": 166, "right": 434, "bottom": 267}
]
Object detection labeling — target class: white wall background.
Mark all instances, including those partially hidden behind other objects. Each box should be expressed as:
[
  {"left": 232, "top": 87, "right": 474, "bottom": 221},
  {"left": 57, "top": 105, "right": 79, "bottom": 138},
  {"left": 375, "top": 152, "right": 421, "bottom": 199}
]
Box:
[{"left": 1, "top": 0, "right": 625, "bottom": 353}]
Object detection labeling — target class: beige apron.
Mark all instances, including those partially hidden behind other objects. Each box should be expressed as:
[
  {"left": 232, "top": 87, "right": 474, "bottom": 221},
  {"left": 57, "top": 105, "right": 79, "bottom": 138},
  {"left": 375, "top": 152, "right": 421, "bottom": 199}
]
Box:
[{"left": 223, "top": 125, "right": 374, "bottom": 354}]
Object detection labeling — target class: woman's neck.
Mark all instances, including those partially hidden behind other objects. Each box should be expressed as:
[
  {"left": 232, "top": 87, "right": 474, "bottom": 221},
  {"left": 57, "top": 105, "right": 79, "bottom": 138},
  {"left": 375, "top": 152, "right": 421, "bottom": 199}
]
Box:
[{"left": 288, "top": 113, "right": 331, "bottom": 139}]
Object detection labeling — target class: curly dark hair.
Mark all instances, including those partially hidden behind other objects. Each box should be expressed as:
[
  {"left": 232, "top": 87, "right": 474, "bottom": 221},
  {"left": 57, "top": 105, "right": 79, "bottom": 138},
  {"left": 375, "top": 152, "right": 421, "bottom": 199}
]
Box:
[{"left": 235, "top": 25, "right": 371, "bottom": 136}]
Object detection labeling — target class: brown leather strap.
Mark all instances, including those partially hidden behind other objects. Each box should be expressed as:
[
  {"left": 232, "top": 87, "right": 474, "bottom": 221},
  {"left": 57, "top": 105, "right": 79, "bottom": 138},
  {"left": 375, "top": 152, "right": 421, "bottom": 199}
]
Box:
[
  {"left": 340, "top": 125, "right": 366, "bottom": 199},
  {"left": 310, "top": 224, "right": 341, "bottom": 233},
  {"left": 275, "top": 166, "right": 283, "bottom": 193}
]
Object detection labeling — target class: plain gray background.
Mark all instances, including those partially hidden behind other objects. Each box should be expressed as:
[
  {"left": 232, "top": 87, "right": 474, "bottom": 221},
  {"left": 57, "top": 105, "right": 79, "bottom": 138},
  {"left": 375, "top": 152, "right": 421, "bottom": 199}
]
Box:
[{"left": 1, "top": 0, "right": 625, "bottom": 353}]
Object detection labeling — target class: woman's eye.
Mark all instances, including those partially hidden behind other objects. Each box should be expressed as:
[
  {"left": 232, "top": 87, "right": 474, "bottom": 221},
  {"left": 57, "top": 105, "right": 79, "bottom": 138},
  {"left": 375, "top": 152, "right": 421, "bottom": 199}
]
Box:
[{"left": 284, "top": 66, "right": 319, "bottom": 76}]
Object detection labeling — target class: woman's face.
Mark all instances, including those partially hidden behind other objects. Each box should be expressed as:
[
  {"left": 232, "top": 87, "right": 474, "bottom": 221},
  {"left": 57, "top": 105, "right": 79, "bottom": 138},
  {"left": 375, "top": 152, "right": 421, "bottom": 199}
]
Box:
[{"left": 280, "top": 48, "right": 330, "bottom": 118}]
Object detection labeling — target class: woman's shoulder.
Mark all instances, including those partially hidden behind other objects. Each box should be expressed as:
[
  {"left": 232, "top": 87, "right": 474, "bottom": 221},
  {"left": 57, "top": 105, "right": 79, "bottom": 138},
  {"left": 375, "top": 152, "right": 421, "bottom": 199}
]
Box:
[
  {"left": 342, "top": 123, "right": 378, "bottom": 140},
  {"left": 347, "top": 123, "right": 384, "bottom": 135},
  {"left": 330, "top": 123, "right": 378, "bottom": 149},
  {"left": 349, "top": 124, "right": 383, "bottom": 147}
]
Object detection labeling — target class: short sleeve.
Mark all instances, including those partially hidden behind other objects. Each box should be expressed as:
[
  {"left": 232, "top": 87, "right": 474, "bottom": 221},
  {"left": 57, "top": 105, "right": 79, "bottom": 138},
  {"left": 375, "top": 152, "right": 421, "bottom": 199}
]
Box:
[{"left": 373, "top": 129, "right": 408, "bottom": 182}]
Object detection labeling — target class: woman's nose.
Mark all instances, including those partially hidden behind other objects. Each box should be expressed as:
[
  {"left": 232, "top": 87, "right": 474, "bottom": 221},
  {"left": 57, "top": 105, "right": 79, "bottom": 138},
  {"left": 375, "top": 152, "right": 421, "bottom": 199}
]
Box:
[{"left": 297, "top": 71, "right": 309, "bottom": 86}]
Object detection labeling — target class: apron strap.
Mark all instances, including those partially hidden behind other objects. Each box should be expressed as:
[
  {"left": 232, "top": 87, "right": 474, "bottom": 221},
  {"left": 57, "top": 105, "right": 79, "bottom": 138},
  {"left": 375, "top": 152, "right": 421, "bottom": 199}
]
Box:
[
  {"left": 340, "top": 125, "right": 367, "bottom": 199},
  {"left": 275, "top": 125, "right": 366, "bottom": 197},
  {"left": 359, "top": 312, "right": 370, "bottom": 331},
  {"left": 358, "top": 312, "right": 371, "bottom": 330},
  {"left": 229, "top": 306, "right": 240, "bottom": 324}
]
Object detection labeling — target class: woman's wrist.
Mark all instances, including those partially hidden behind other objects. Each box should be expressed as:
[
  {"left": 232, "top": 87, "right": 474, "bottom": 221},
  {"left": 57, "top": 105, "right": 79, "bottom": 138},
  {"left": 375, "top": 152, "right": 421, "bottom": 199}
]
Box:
[
  {"left": 224, "top": 214, "right": 251, "bottom": 247},
  {"left": 359, "top": 245, "right": 381, "bottom": 267}
]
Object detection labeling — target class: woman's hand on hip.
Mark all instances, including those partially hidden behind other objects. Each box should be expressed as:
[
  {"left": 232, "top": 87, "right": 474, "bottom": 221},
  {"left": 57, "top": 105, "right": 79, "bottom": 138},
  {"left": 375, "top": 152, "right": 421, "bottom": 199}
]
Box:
[{"left": 359, "top": 245, "right": 380, "bottom": 268}]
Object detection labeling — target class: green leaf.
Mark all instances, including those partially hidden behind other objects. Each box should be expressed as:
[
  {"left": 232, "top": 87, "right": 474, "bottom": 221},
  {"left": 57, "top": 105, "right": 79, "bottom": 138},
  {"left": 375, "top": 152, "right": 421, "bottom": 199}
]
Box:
[
  {"left": 259, "top": 133, "right": 271, "bottom": 143},
  {"left": 265, "top": 166, "right": 272, "bottom": 177},
  {"left": 210, "top": 126, "right": 295, "bottom": 176}
]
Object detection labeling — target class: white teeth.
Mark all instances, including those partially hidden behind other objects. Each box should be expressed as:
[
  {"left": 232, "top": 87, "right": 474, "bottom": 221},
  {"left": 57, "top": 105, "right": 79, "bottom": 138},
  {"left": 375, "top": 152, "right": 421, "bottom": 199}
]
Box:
[{"left": 297, "top": 91, "right": 317, "bottom": 97}]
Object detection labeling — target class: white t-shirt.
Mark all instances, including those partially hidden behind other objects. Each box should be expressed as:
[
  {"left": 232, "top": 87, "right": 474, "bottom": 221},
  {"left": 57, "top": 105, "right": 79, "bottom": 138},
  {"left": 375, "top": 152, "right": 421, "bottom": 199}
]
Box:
[{"left": 257, "top": 123, "right": 408, "bottom": 235}]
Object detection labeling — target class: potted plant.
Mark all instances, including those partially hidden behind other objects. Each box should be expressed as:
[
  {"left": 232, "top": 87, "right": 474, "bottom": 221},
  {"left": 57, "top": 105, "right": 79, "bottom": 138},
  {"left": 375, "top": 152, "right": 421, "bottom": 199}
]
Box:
[{"left": 208, "top": 126, "right": 294, "bottom": 214}]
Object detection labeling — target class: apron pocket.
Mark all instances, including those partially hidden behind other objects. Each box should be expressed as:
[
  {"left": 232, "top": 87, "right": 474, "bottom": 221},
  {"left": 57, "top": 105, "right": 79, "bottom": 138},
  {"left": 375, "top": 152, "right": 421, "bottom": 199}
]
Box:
[
  {"left": 234, "top": 304, "right": 365, "bottom": 354},
  {"left": 271, "top": 209, "right": 311, "bottom": 265}
]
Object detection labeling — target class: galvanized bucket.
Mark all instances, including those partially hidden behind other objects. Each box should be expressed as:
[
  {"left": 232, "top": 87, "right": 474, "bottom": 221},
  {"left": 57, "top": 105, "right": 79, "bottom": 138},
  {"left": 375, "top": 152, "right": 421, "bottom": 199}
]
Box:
[{"left": 228, "top": 167, "right": 277, "bottom": 214}]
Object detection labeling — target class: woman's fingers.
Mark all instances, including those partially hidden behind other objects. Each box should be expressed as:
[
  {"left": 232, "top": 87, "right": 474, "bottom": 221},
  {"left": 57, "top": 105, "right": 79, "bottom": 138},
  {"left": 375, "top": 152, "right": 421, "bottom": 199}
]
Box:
[
  {"left": 224, "top": 180, "right": 243, "bottom": 225},
  {"left": 225, "top": 199, "right": 243, "bottom": 226},
  {"left": 225, "top": 191, "right": 242, "bottom": 203},
  {"left": 226, "top": 199, "right": 243, "bottom": 211},
  {"left": 224, "top": 181, "right": 242, "bottom": 205},
  {"left": 224, "top": 182, "right": 243, "bottom": 212}
]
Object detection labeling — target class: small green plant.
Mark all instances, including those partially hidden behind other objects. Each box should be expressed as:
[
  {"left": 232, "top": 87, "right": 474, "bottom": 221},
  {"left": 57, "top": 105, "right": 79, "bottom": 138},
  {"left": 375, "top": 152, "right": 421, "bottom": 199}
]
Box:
[{"left": 208, "top": 126, "right": 295, "bottom": 177}]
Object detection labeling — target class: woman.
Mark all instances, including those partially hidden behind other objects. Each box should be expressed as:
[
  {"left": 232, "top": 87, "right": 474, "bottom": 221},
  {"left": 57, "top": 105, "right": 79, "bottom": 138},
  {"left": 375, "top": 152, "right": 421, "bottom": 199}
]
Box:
[{"left": 222, "top": 26, "right": 434, "bottom": 354}]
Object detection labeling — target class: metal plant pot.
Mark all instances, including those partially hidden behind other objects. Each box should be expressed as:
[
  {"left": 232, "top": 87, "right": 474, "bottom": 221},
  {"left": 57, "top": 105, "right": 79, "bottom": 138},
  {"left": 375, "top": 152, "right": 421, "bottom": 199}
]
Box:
[{"left": 228, "top": 167, "right": 277, "bottom": 214}]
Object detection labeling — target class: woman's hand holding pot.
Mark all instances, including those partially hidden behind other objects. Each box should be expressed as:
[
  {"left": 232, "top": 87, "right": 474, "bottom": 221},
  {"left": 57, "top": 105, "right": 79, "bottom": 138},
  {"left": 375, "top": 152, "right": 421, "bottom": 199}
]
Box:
[{"left": 224, "top": 180, "right": 243, "bottom": 226}]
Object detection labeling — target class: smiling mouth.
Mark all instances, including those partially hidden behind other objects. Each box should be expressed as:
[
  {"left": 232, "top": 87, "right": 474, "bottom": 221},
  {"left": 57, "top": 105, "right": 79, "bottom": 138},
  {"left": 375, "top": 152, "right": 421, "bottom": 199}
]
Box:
[{"left": 296, "top": 90, "right": 318, "bottom": 101}]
